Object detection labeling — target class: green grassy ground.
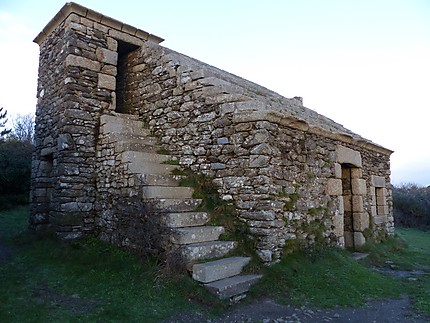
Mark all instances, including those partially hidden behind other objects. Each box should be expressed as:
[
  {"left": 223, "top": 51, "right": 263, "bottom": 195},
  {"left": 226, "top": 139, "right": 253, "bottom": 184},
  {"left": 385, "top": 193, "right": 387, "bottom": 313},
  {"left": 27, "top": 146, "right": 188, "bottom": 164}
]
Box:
[
  {"left": 381, "top": 228, "right": 430, "bottom": 314},
  {"left": 0, "top": 206, "right": 429, "bottom": 321},
  {"left": 253, "top": 227, "right": 430, "bottom": 315},
  {"left": 252, "top": 246, "right": 404, "bottom": 307},
  {"left": 0, "top": 206, "right": 223, "bottom": 322}
]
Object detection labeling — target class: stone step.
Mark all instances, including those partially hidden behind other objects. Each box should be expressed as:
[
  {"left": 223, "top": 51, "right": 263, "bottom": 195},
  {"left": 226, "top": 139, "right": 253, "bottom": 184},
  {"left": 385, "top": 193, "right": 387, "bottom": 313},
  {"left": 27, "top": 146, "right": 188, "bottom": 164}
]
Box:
[
  {"left": 127, "top": 161, "right": 179, "bottom": 175},
  {"left": 163, "top": 212, "right": 209, "bottom": 228},
  {"left": 142, "top": 186, "right": 194, "bottom": 199},
  {"left": 100, "top": 114, "right": 150, "bottom": 136},
  {"left": 171, "top": 226, "right": 224, "bottom": 245},
  {"left": 192, "top": 257, "right": 251, "bottom": 283},
  {"left": 146, "top": 198, "right": 202, "bottom": 212},
  {"left": 109, "top": 133, "right": 158, "bottom": 147},
  {"left": 122, "top": 151, "right": 175, "bottom": 164},
  {"left": 181, "top": 241, "right": 237, "bottom": 261},
  {"left": 139, "top": 173, "right": 185, "bottom": 187},
  {"left": 115, "top": 141, "right": 159, "bottom": 154},
  {"left": 111, "top": 112, "right": 140, "bottom": 121},
  {"left": 204, "top": 274, "right": 262, "bottom": 300}
]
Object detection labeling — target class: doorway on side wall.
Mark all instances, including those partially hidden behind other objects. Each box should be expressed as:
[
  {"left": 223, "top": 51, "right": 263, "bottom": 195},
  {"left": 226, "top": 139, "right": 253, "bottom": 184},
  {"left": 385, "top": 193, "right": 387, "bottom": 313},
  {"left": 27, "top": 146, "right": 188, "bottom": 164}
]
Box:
[
  {"left": 115, "top": 40, "right": 140, "bottom": 114},
  {"left": 341, "top": 164, "right": 358, "bottom": 249}
]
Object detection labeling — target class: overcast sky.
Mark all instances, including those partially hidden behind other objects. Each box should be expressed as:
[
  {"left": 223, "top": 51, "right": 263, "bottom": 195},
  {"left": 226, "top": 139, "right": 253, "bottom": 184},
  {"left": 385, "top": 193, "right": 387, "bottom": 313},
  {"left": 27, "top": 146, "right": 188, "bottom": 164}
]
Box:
[{"left": 0, "top": 0, "right": 429, "bottom": 186}]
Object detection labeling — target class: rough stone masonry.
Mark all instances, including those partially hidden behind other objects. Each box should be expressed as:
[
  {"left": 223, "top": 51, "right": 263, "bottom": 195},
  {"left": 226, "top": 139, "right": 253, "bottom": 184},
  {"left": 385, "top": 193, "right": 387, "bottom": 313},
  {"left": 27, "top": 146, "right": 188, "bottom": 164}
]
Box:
[{"left": 30, "top": 2, "right": 394, "bottom": 263}]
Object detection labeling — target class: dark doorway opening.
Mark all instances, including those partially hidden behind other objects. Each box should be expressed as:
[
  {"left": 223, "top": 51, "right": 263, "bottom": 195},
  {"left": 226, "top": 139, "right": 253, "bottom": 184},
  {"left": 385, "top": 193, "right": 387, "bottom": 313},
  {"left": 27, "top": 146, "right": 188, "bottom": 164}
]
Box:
[
  {"left": 341, "top": 164, "right": 354, "bottom": 248},
  {"left": 115, "top": 40, "right": 139, "bottom": 114}
]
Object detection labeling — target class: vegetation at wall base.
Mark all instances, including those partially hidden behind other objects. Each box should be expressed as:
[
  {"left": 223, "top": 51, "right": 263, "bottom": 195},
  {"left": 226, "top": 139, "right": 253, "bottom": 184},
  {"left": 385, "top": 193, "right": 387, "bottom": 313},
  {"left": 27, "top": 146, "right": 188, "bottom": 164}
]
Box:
[{"left": 174, "top": 167, "right": 261, "bottom": 267}]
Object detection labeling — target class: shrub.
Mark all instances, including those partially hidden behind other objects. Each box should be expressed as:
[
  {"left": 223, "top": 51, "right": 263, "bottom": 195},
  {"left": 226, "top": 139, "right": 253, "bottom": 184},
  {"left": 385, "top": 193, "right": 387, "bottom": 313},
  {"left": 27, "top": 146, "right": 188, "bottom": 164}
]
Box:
[
  {"left": 0, "top": 139, "right": 33, "bottom": 209},
  {"left": 393, "top": 183, "right": 430, "bottom": 228}
]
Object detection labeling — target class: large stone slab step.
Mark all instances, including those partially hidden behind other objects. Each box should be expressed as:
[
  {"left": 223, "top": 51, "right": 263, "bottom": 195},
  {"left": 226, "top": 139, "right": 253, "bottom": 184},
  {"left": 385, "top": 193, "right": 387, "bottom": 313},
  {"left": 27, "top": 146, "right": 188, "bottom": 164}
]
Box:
[
  {"left": 139, "top": 173, "right": 185, "bottom": 187},
  {"left": 115, "top": 141, "right": 159, "bottom": 154},
  {"left": 163, "top": 212, "right": 209, "bottom": 228},
  {"left": 142, "top": 186, "right": 194, "bottom": 199},
  {"left": 181, "top": 241, "right": 237, "bottom": 261},
  {"left": 171, "top": 226, "right": 224, "bottom": 245},
  {"left": 100, "top": 115, "right": 149, "bottom": 136},
  {"left": 127, "top": 161, "right": 178, "bottom": 175},
  {"left": 122, "top": 151, "right": 176, "bottom": 164},
  {"left": 146, "top": 198, "right": 202, "bottom": 212},
  {"left": 204, "top": 274, "right": 262, "bottom": 300},
  {"left": 106, "top": 133, "right": 157, "bottom": 146},
  {"left": 192, "top": 257, "right": 251, "bottom": 283}
]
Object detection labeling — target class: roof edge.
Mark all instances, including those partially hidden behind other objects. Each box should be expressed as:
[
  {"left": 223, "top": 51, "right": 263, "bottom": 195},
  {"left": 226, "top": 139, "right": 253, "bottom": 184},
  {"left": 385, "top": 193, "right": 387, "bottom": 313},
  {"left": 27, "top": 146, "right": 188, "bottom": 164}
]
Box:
[
  {"left": 33, "top": 2, "right": 164, "bottom": 45},
  {"left": 233, "top": 109, "right": 394, "bottom": 156}
]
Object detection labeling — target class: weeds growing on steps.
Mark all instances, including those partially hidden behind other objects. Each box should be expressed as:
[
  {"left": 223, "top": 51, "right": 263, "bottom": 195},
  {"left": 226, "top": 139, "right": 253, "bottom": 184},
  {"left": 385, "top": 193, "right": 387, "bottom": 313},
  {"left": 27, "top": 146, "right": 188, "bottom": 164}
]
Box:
[{"left": 172, "top": 167, "right": 262, "bottom": 272}]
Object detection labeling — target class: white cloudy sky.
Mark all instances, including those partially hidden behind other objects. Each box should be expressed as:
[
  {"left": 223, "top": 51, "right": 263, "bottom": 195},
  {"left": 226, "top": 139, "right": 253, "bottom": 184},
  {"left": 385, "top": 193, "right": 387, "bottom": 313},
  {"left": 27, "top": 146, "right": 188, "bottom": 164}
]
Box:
[{"left": 0, "top": 0, "right": 429, "bottom": 185}]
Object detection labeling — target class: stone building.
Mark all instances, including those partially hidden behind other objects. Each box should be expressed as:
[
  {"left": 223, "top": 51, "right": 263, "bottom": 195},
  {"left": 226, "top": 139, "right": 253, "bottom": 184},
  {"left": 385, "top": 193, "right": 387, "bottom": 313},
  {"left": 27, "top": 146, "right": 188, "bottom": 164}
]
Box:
[{"left": 30, "top": 3, "right": 393, "bottom": 295}]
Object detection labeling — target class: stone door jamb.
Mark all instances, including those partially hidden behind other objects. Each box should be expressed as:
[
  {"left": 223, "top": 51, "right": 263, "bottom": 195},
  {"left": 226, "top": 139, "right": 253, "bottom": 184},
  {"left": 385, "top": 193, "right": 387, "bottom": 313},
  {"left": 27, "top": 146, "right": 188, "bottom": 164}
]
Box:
[{"left": 327, "top": 145, "right": 369, "bottom": 248}]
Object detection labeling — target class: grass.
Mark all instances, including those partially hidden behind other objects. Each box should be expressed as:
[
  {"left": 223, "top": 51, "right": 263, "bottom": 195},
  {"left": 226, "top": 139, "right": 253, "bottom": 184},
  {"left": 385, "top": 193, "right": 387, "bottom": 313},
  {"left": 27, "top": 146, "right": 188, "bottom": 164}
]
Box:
[
  {"left": 364, "top": 228, "right": 430, "bottom": 315},
  {"left": 1, "top": 206, "right": 429, "bottom": 320},
  {"left": 252, "top": 247, "right": 403, "bottom": 308},
  {"left": 161, "top": 159, "right": 180, "bottom": 165},
  {"left": 0, "top": 207, "right": 224, "bottom": 322},
  {"left": 251, "top": 228, "right": 430, "bottom": 316}
]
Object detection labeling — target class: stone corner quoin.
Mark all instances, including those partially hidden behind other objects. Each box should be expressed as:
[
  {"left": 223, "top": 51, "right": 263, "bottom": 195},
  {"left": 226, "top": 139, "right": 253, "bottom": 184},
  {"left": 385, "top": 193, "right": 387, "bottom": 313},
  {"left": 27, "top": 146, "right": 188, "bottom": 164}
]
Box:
[{"left": 29, "top": 2, "right": 394, "bottom": 263}]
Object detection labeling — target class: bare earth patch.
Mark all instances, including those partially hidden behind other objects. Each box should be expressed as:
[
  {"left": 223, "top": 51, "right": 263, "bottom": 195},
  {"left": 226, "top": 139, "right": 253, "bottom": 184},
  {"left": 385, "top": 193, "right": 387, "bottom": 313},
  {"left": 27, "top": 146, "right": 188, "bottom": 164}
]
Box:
[
  {"left": 164, "top": 295, "right": 428, "bottom": 322},
  {"left": 31, "top": 285, "right": 101, "bottom": 315}
]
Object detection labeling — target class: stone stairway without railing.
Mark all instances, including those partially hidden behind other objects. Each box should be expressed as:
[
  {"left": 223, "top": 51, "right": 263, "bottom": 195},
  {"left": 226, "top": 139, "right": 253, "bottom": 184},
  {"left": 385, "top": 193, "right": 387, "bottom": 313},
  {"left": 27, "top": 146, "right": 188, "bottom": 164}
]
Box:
[{"left": 100, "top": 114, "right": 261, "bottom": 300}]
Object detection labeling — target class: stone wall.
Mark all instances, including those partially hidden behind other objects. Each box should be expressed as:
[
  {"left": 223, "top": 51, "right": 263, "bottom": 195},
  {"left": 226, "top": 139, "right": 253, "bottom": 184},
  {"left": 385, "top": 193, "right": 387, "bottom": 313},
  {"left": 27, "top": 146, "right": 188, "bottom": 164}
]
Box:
[
  {"left": 31, "top": 4, "right": 162, "bottom": 239},
  {"left": 109, "top": 41, "right": 394, "bottom": 261},
  {"left": 31, "top": 3, "right": 394, "bottom": 262}
]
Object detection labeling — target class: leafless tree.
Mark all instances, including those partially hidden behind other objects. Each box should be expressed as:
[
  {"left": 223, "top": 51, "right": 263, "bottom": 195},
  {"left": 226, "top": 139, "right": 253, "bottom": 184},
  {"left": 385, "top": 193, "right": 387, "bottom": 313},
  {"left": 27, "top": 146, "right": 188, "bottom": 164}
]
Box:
[
  {"left": 0, "top": 107, "right": 11, "bottom": 138},
  {"left": 10, "top": 113, "right": 35, "bottom": 144}
]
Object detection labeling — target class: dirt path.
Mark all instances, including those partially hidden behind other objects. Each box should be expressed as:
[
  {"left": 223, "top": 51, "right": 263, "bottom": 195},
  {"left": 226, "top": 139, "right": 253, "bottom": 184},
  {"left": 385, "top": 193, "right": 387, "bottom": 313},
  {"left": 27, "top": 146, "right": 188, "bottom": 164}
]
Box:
[{"left": 166, "top": 295, "right": 428, "bottom": 322}]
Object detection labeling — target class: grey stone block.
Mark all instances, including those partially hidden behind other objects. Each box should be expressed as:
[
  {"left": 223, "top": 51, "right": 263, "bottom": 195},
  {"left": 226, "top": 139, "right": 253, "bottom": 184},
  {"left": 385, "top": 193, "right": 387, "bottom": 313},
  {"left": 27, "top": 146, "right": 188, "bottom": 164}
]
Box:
[
  {"left": 142, "top": 186, "right": 193, "bottom": 199},
  {"left": 127, "top": 161, "right": 178, "bottom": 175},
  {"left": 171, "top": 226, "right": 224, "bottom": 244},
  {"left": 204, "top": 274, "right": 262, "bottom": 299},
  {"left": 122, "top": 151, "right": 172, "bottom": 164},
  {"left": 164, "top": 212, "right": 209, "bottom": 228},
  {"left": 108, "top": 133, "right": 156, "bottom": 147},
  {"left": 139, "top": 174, "right": 185, "bottom": 187},
  {"left": 193, "top": 257, "right": 251, "bottom": 283},
  {"left": 115, "top": 141, "right": 158, "bottom": 153},
  {"left": 181, "top": 241, "right": 237, "bottom": 261},
  {"left": 100, "top": 114, "right": 148, "bottom": 136},
  {"left": 148, "top": 198, "right": 202, "bottom": 212}
]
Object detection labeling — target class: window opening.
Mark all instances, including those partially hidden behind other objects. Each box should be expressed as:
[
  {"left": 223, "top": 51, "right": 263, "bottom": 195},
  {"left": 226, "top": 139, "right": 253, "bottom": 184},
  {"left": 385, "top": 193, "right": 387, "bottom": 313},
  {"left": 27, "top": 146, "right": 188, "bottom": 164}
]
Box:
[{"left": 375, "top": 187, "right": 383, "bottom": 216}]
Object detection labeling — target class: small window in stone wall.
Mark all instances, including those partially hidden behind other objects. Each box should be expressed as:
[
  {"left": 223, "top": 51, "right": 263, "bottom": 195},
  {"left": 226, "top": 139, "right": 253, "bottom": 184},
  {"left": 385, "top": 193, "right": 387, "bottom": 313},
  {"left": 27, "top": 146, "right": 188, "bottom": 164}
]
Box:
[
  {"left": 371, "top": 175, "right": 387, "bottom": 218},
  {"left": 375, "top": 187, "right": 387, "bottom": 216},
  {"left": 115, "top": 40, "right": 140, "bottom": 114}
]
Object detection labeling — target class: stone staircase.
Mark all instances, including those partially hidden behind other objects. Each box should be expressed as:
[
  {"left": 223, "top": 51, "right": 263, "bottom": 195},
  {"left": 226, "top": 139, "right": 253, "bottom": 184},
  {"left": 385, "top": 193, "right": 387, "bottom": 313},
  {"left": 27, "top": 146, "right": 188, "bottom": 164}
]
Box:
[{"left": 100, "top": 114, "right": 261, "bottom": 300}]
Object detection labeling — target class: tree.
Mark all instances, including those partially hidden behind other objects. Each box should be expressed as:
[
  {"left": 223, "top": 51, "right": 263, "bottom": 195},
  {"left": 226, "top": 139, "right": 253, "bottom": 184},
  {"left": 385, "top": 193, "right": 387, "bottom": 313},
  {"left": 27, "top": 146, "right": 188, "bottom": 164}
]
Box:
[
  {"left": 9, "top": 113, "right": 35, "bottom": 144},
  {"left": 393, "top": 183, "right": 430, "bottom": 228},
  {"left": 0, "top": 107, "right": 11, "bottom": 139},
  {"left": 0, "top": 111, "right": 35, "bottom": 209}
]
